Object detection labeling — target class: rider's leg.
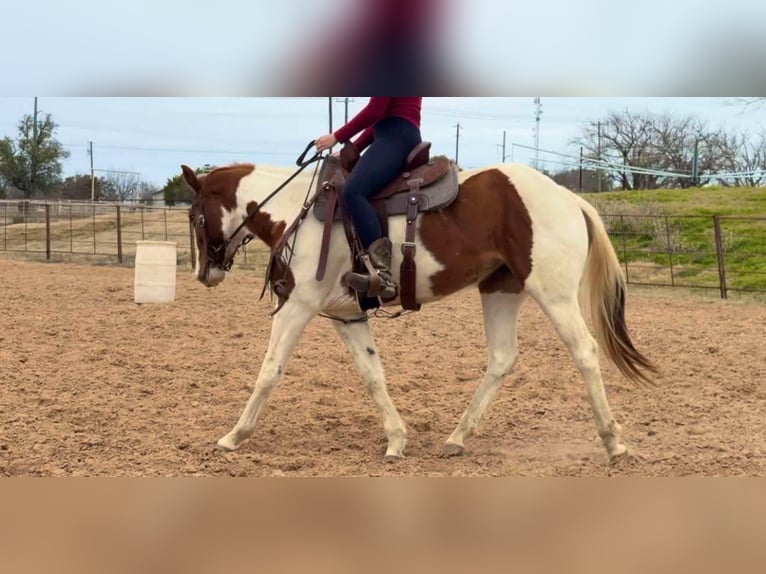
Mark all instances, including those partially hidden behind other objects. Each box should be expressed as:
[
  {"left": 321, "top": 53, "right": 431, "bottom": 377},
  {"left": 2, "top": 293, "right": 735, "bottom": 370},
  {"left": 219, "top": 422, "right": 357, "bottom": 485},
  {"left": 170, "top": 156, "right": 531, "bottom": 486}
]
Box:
[{"left": 343, "top": 118, "right": 421, "bottom": 298}]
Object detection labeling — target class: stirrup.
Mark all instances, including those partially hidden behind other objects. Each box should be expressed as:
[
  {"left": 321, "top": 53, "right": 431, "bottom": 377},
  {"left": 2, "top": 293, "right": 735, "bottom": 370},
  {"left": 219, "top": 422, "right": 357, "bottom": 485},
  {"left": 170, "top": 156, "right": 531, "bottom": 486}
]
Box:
[{"left": 345, "top": 261, "right": 397, "bottom": 299}]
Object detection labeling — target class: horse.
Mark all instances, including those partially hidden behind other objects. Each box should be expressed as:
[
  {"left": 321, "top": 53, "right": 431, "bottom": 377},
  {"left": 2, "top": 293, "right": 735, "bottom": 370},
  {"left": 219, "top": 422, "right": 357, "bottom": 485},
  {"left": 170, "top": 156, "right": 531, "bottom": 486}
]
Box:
[{"left": 180, "top": 145, "right": 657, "bottom": 465}]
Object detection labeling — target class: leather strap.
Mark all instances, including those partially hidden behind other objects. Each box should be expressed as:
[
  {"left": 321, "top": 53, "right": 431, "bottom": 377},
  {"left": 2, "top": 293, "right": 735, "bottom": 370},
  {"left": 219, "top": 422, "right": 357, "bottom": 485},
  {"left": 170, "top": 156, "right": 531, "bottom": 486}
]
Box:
[
  {"left": 316, "top": 181, "right": 339, "bottom": 281},
  {"left": 273, "top": 183, "right": 326, "bottom": 255},
  {"left": 400, "top": 178, "right": 423, "bottom": 312},
  {"left": 316, "top": 172, "right": 343, "bottom": 281}
]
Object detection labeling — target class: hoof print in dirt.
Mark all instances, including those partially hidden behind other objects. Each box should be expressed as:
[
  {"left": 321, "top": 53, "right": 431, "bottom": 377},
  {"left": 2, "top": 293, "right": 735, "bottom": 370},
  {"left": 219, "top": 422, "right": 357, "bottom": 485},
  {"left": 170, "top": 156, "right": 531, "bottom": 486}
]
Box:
[
  {"left": 383, "top": 454, "right": 404, "bottom": 464},
  {"left": 440, "top": 443, "right": 465, "bottom": 458}
]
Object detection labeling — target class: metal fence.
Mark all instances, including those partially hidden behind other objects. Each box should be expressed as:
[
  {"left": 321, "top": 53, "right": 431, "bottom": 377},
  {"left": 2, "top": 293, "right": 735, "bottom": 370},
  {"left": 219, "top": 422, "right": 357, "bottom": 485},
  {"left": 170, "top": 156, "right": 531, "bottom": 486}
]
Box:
[
  {"left": 600, "top": 213, "right": 766, "bottom": 298},
  {"left": 0, "top": 199, "right": 270, "bottom": 271},
  {"left": 2, "top": 200, "right": 766, "bottom": 299}
]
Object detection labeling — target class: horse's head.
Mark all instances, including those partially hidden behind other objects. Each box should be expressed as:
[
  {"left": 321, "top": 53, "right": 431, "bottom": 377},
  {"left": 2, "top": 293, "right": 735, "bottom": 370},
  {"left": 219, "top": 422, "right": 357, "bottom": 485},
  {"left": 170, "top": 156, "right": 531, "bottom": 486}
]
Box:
[{"left": 182, "top": 163, "right": 258, "bottom": 288}]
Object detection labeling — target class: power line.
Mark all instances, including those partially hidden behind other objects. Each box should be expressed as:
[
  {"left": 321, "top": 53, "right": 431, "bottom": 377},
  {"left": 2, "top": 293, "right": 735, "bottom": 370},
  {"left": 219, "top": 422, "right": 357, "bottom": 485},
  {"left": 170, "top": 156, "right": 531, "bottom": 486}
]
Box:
[{"left": 63, "top": 142, "right": 302, "bottom": 156}]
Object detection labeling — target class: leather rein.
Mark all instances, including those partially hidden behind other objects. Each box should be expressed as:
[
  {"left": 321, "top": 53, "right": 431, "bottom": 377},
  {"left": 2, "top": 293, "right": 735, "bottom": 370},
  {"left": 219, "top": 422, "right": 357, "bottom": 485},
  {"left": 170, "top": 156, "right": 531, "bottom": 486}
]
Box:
[{"left": 206, "top": 141, "right": 324, "bottom": 273}]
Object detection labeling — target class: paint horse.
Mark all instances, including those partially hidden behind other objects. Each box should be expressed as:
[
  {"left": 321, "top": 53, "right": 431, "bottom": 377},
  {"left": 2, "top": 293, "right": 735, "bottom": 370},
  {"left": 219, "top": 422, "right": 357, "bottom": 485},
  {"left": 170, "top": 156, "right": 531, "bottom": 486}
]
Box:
[{"left": 181, "top": 142, "right": 656, "bottom": 464}]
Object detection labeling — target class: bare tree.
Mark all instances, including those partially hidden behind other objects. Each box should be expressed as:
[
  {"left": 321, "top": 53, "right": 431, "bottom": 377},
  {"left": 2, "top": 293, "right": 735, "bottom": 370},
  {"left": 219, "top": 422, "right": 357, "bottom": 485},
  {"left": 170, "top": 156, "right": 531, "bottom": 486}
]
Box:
[
  {"left": 648, "top": 114, "right": 725, "bottom": 188},
  {"left": 711, "top": 130, "right": 766, "bottom": 187},
  {"left": 137, "top": 181, "right": 159, "bottom": 204},
  {"left": 101, "top": 172, "right": 140, "bottom": 202},
  {"left": 571, "top": 110, "right": 751, "bottom": 190},
  {"left": 572, "top": 111, "right": 656, "bottom": 190},
  {"left": 731, "top": 97, "right": 766, "bottom": 109}
]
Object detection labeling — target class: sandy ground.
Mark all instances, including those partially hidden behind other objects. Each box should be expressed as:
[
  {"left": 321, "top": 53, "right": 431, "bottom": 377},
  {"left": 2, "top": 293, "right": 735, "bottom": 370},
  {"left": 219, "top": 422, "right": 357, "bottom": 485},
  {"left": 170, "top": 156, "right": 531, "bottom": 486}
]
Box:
[{"left": 1, "top": 258, "right": 764, "bottom": 476}]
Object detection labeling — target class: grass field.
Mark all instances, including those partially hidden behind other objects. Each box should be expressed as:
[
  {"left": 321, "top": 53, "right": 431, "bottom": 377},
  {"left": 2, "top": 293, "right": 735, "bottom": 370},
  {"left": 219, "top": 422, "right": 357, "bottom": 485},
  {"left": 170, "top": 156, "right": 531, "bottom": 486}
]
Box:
[{"left": 580, "top": 186, "right": 766, "bottom": 293}]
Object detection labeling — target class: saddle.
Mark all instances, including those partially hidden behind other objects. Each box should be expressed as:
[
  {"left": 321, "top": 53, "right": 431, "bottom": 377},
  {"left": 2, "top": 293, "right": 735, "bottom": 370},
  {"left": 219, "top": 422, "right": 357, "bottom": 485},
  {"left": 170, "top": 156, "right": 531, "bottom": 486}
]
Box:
[
  {"left": 311, "top": 141, "right": 460, "bottom": 312},
  {"left": 313, "top": 142, "right": 459, "bottom": 222}
]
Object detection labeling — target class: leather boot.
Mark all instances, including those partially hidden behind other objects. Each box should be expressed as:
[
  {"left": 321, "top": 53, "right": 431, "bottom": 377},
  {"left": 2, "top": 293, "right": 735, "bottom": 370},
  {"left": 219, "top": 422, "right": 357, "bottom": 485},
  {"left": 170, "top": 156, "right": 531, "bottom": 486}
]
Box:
[{"left": 346, "top": 237, "right": 399, "bottom": 299}]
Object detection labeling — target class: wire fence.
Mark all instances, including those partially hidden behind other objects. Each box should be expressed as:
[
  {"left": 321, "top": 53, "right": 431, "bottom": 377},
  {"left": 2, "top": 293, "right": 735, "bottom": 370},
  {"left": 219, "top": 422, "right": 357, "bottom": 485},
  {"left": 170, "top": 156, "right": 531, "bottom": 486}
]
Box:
[
  {"left": 0, "top": 200, "right": 270, "bottom": 271},
  {"left": 2, "top": 200, "right": 766, "bottom": 299},
  {"left": 599, "top": 213, "right": 766, "bottom": 298}
]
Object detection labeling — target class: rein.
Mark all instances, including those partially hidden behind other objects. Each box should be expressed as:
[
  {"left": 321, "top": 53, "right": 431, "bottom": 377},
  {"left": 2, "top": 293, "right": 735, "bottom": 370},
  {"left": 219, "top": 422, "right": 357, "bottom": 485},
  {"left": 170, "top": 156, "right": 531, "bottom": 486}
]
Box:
[
  {"left": 205, "top": 141, "right": 411, "bottom": 325},
  {"left": 208, "top": 141, "right": 324, "bottom": 272}
]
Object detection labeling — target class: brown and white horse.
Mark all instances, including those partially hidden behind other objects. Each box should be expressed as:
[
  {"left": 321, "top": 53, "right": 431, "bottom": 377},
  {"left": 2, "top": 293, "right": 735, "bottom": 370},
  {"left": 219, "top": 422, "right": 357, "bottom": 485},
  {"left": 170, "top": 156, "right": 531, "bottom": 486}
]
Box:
[{"left": 181, "top": 158, "right": 657, "bottom": 464}]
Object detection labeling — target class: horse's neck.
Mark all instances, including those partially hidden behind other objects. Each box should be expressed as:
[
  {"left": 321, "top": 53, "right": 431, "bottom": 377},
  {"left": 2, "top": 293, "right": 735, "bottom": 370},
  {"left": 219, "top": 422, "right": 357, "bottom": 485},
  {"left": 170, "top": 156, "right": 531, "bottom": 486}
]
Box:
[{"left": 236, "top": 168, "right": 314, "bottom": 234}]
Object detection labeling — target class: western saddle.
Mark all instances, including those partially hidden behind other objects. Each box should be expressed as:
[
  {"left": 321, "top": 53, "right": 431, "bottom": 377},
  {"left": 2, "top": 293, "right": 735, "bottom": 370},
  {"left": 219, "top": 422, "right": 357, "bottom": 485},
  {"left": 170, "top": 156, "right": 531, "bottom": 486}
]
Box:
[{"left": 311, "top": 141, "right": 460, "bottom": 312}]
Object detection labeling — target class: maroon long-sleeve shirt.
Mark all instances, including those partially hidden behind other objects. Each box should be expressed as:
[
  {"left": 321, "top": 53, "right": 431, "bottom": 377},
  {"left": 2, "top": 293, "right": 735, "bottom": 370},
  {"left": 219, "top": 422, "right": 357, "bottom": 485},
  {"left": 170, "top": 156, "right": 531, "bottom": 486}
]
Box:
[{"left": 333, "top": 97, "right": 422, "bottom": 152}]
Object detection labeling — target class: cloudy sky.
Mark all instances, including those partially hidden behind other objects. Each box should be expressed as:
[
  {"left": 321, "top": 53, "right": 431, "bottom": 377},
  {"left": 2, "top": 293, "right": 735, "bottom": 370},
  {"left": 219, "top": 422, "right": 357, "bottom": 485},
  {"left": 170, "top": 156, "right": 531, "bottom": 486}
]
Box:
[{"left": 1, "top": 97, "right": 764, "bottom": 186}]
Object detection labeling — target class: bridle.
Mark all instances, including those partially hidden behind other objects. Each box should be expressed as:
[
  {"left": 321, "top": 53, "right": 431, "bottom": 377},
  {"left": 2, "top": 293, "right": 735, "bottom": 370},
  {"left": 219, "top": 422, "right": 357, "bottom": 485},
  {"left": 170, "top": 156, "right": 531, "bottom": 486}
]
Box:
[{"left": 195, "top": 141, "right": 324, "bottom": 273}]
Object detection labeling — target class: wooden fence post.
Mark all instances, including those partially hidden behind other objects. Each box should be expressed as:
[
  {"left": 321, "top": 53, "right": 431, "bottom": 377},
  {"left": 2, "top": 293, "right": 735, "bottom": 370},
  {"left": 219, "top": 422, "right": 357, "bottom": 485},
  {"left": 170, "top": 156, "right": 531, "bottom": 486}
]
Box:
[
  {"left": 713, "top": 215, "right": 728, "bottom": 299},
  {"left": 45, "top": 204, "right": 51, "bottom": 260},
  {"left": 116, "top": 205, "right": 123, "bottom": 264}
]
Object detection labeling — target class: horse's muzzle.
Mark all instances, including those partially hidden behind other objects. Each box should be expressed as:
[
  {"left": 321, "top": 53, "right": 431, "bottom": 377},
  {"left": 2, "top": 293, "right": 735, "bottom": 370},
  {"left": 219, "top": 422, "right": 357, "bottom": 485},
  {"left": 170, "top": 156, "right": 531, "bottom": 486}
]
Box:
[{"left": 199, "top": 263, "right": 226, "bottom": 287}]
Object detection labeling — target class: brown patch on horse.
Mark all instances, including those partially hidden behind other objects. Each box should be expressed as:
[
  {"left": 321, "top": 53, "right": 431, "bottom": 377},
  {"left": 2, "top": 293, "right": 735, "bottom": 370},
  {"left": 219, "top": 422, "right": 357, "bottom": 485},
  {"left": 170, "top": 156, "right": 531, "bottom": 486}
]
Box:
[
  {"left": 245, "top": 201, "right": 287, "bottom": 249},
  {"left": 419, "top": 168, "right": 534, "bottom": 297},
  {"left": 198, "top": 163, "right": 256, "bottom": 211}
]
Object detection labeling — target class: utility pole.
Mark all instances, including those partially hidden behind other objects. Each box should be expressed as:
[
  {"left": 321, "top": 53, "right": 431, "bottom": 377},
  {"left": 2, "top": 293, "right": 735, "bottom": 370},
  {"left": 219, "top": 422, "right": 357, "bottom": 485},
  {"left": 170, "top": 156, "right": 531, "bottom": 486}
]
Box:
[
  {"left": 691, "top": 139, "right": 700, "bottom": 186},
  {"left": 454, "top": 122, "right": 462, "bottom": 166},
  {"left": 335, "top": 97, "right": 355, "bottom": 123},
  {"left": 503, "top": 130, "right": 505, "bottom": 163},
  {"left": 88, "top": 141, "right": 95, "bottom": 202},
  {"left": 533, "top": 97, "right": 542, "bottom": 170},
  {"left": 501, "top": 130, "right": 510, "bottom": 162},
  {"left": 327, "top": 97, "right": 335, "bottom": 153}
]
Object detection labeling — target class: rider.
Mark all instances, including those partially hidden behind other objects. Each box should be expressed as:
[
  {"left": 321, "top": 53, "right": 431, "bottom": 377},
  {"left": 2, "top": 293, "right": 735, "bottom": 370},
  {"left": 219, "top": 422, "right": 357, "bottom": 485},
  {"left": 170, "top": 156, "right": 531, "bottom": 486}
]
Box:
[{"left": 315, "top": 97, "right": 423, "bottom": 299}]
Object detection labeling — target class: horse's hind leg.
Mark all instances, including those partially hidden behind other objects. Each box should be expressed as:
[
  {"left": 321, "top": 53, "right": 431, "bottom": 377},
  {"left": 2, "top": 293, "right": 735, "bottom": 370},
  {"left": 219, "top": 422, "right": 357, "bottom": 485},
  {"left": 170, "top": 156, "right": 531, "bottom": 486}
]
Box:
[
  {"left": 443, "top": 291, "right": 527, "bottom": 457},
  {"left": 333, "top": 320, "right": 407, "bottom": 460},
  {"left": 216, "top": 302, "right": 316, "bottom": 452},
  {"left": 528, "top": 287, "right": 627, "bottom": 463}
]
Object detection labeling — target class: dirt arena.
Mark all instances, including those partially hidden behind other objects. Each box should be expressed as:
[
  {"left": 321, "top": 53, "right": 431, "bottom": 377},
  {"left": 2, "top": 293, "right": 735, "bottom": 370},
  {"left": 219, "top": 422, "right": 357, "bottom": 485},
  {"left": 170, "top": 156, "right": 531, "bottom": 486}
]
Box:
[{"left": 1, "top": 257, "right": 764, "bottom": 477}]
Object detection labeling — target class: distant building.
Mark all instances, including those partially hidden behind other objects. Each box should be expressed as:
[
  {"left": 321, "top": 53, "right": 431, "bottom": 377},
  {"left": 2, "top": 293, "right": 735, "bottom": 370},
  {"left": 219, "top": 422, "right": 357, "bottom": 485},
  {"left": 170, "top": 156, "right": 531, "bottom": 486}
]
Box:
[{"left": 149, "top": 189, "right": 166, "bottom": 206}]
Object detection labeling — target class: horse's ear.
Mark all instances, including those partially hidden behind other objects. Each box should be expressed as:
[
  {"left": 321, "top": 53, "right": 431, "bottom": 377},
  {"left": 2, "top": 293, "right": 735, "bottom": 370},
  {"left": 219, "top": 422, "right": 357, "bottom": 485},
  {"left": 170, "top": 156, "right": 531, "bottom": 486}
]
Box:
[{"left": 181, "top": 164, "right": 201, "bottom": 193}]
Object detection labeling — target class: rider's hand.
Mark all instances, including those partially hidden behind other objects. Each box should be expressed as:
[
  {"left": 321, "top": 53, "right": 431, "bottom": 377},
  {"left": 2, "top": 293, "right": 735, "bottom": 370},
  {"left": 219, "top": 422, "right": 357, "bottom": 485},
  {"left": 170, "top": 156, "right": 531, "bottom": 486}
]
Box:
[{"left": 315, "top": 133, "right": 338, "bottom": 152}]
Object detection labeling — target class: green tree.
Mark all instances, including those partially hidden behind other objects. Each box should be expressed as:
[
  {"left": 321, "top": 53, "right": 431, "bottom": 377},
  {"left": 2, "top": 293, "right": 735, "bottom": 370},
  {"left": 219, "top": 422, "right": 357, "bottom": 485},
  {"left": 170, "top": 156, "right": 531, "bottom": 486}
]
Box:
[
  {"left": 0, "top": 112, "right": 70, "bottom": 198},
  {"left": 56, "top": 174, "right": 103, "bottom": 201},
  {"left": 162, "top": 164, "right": 215, "bottom": 206}
]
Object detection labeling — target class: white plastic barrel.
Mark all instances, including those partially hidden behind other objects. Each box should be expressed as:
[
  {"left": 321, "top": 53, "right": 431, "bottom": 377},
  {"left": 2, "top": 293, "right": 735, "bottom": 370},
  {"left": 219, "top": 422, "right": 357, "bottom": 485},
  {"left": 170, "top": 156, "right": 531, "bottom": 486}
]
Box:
[{"left": 133, "top": 241, "right": 178, "bottom": 303}]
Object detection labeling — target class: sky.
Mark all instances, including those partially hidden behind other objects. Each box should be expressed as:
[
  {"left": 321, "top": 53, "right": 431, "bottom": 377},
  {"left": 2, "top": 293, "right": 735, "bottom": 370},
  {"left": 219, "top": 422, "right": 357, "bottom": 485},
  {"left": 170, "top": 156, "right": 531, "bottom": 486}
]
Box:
[
  {"left": 1, "top": 97, "right": 764, "bottom": 187},
  {"left": 2, "top": 1, "right": 765, "bottom": 95}
]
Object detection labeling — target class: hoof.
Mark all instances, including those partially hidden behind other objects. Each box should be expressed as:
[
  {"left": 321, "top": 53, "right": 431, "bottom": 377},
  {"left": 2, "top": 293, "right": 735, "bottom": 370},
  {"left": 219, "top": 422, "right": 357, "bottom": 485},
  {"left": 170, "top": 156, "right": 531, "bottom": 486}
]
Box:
[
  {"left": 384, "top": 454, "right": 404, "bottom": 464},
  {"left": 441, "top": 443, "right": 465, "bottom": 458},
  {"left": 216, "top": 436, "right": 239, "bottom": 452},
  {"left": 609, "top": 445, "right": 633, "bottom": 467}
]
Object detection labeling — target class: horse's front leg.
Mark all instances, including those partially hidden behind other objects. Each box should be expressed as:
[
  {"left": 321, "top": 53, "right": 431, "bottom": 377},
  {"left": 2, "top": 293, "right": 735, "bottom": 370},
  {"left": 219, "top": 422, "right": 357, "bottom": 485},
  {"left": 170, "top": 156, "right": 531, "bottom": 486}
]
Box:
[{"left": 216, "top": 299, "right": 317, "bottom": 451}]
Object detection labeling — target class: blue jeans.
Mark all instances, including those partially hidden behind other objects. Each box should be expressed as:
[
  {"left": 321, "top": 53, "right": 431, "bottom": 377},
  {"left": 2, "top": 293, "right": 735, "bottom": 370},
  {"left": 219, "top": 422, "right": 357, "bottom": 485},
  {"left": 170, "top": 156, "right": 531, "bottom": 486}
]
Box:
[{"left": 343, "top": 116, "right": 422, "bottom": 249}]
